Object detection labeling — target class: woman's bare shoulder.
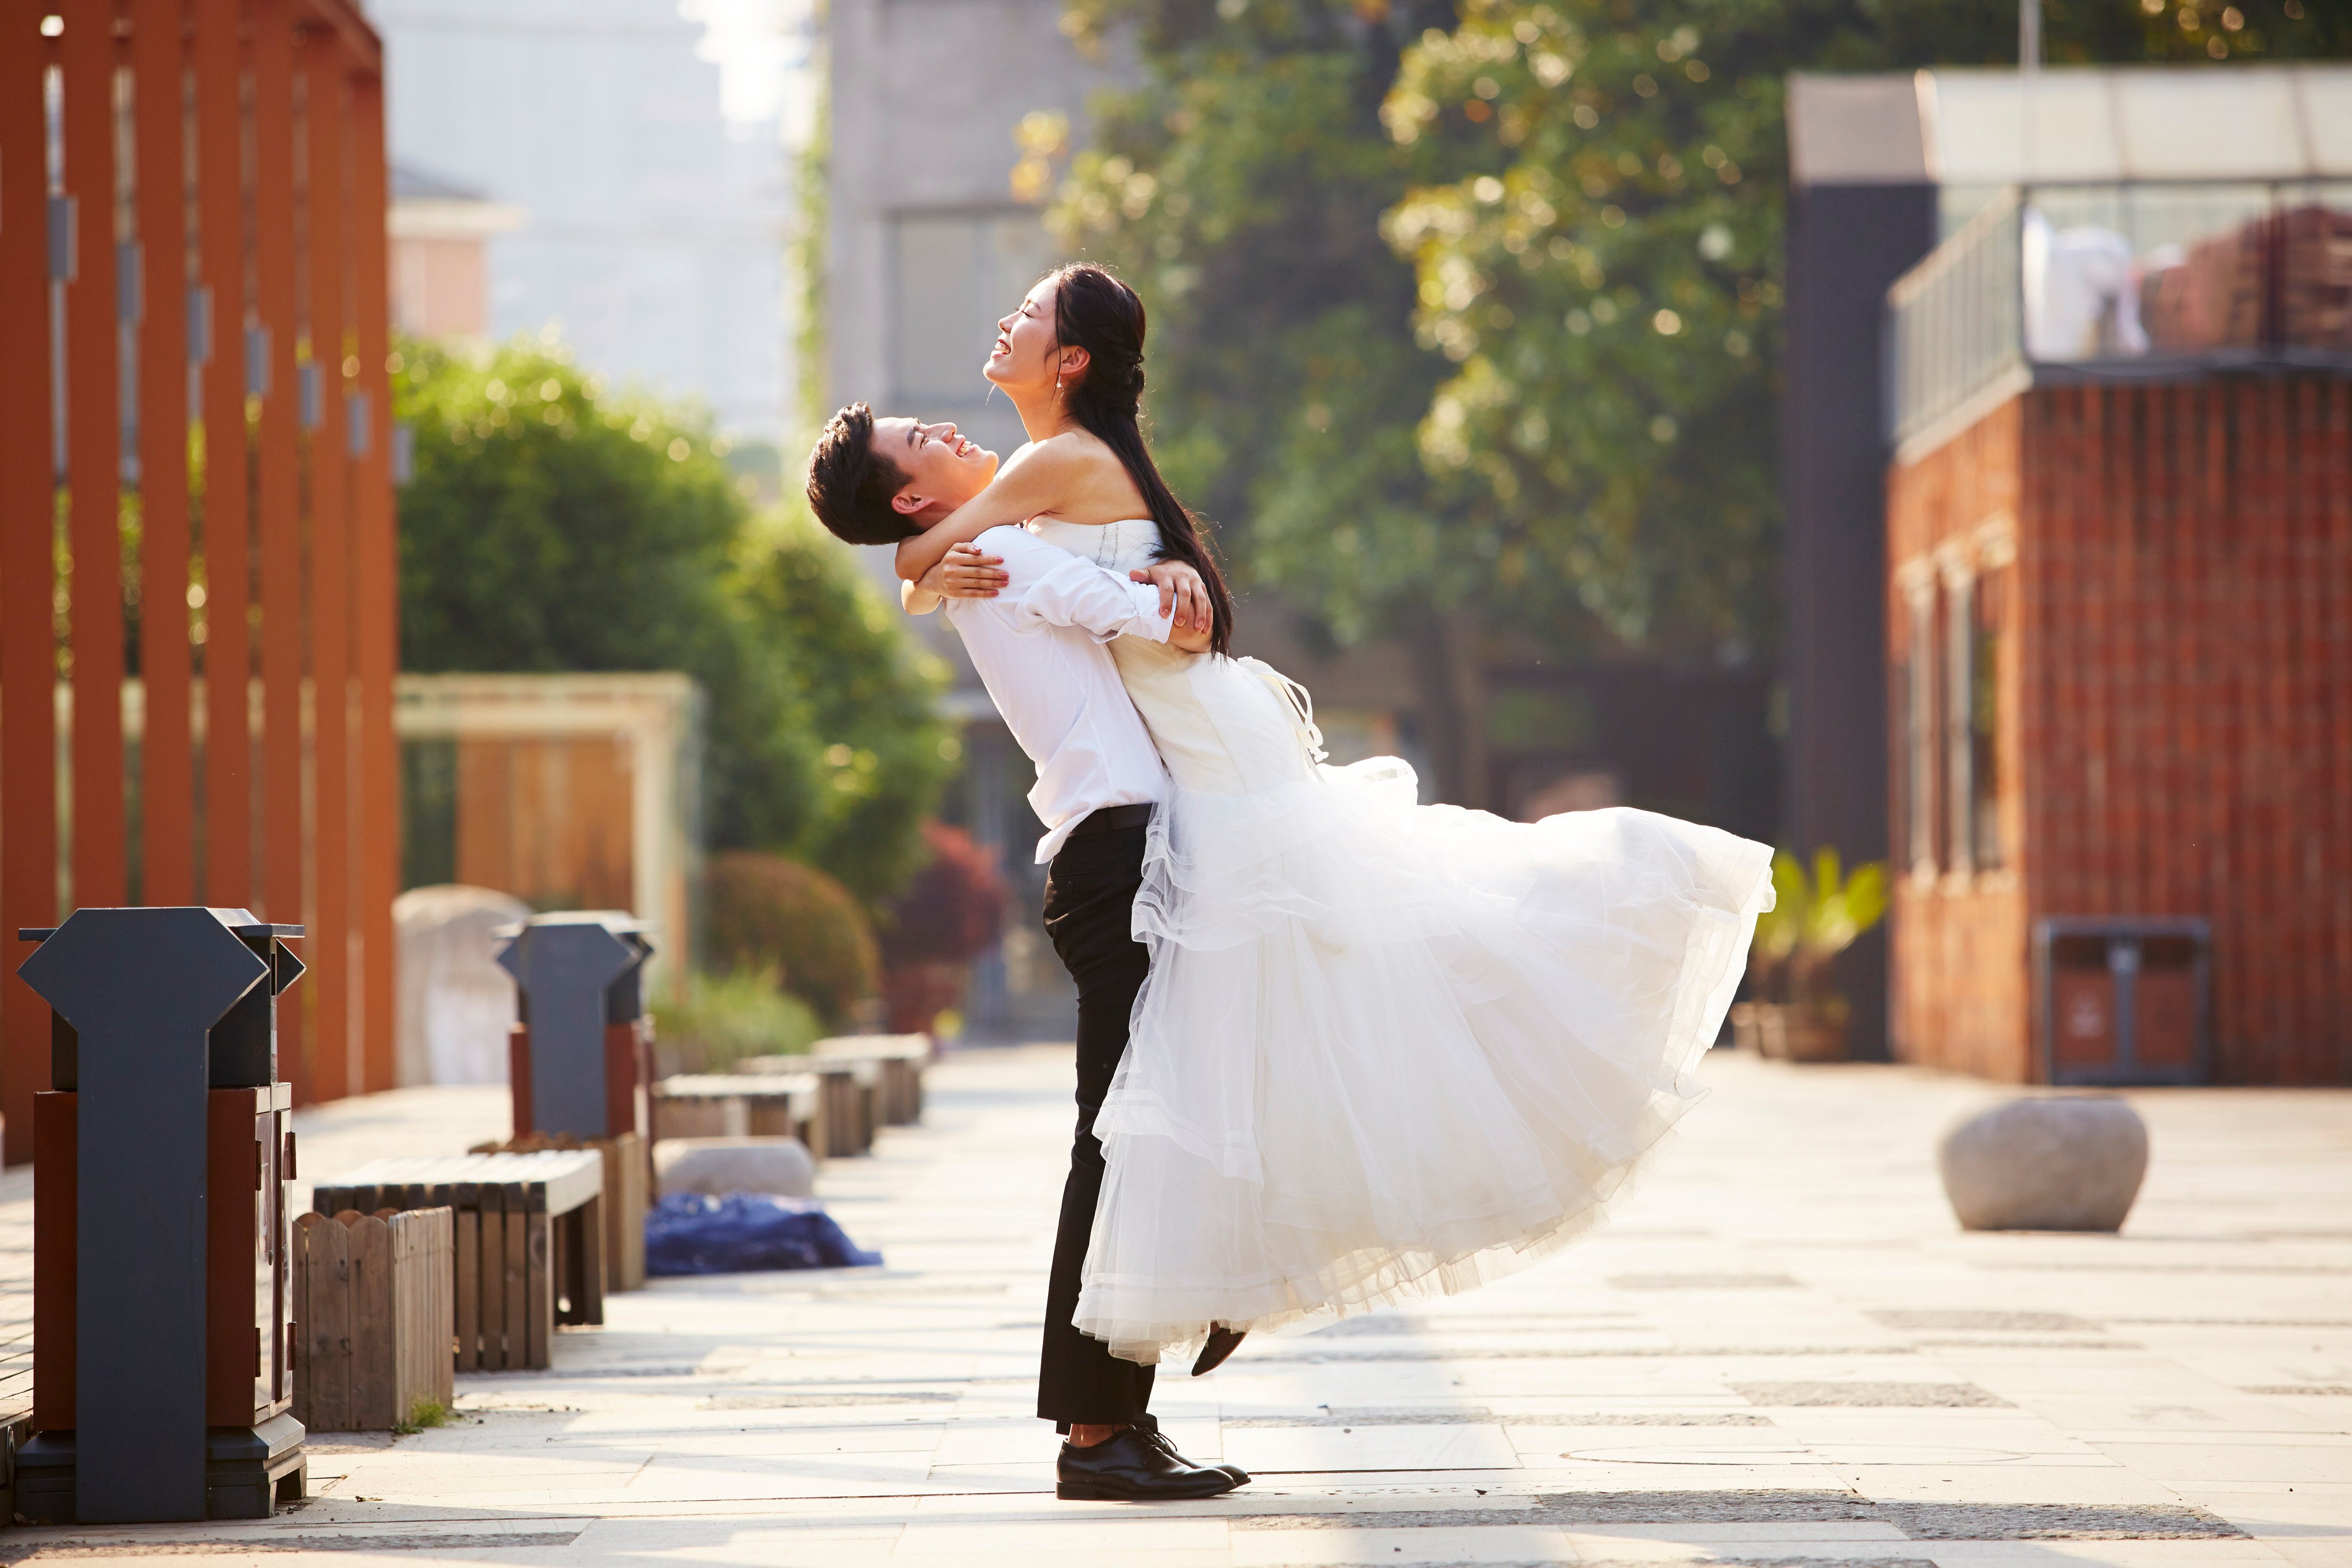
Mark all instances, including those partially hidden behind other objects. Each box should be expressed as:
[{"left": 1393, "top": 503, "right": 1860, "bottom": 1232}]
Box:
[{"left": 1006, "top": 428, "right": 1116, "bottom": 472}]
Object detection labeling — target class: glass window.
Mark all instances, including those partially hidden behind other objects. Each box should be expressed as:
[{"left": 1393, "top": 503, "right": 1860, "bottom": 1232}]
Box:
[
  {"left": 1970, "top": 568, "right": 2005, "bottom": 870},
  {"left": 1944, "top": 575, "right": 1974, "bottom": 874},
  {"left": 1902, "top": 586, "right": 1938, "bottom": 878}
]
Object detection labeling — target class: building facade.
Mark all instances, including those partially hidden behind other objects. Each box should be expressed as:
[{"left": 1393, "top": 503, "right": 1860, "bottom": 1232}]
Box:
[
  {"left": 1875, "top": 67, "right": 2352, "bottom": 1084},
  {"left": 371, "top": 0, "right": 792, "bottom": 436}
]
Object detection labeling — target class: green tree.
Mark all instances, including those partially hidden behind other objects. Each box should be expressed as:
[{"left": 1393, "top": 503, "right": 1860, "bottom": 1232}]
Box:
[
  {"left": 1385, "top": 0, "right": 2345, "bottom": 661},
  {"left": 730, "top": 512, "right": 959, "bottom": 901},
  {"left": 394, "top": 335, "right": 948, "bottom": 901}
]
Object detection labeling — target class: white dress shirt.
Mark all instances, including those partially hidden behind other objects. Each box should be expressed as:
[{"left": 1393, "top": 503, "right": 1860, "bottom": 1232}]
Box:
[{"left": 940, "top": 524, "right": 1174, "bottom": 863}]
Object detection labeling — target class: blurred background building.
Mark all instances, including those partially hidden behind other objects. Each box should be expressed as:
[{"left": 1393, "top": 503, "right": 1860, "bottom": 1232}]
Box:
[
  {"left": 371, "top": 0, "right": 797, "bottom": 437},
  {"left": 1787, "top": 64, "right": 2352, "bottom": 1084},
  {"left": 388, "top": 164, "right": 523, "bottom": 339}
]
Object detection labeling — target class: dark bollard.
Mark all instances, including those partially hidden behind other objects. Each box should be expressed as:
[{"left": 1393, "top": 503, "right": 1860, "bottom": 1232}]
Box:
[
  {"left": 14, "top": 908, "right": 308, "bottom": 1524},
  {"left": 499, "top": 912, "right": 655, "bottom": 1142}
]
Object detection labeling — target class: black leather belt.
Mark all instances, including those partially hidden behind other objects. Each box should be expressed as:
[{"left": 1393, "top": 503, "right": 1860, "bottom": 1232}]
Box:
[{"left": 1067, "top": 803, "right": 1154, "bottom": 837}]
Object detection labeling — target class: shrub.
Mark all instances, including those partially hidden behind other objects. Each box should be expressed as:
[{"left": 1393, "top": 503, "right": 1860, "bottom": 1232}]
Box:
[
  {"left": 879, "top": 822, "right": 1009, "bottom": 969},
  {"left": 705, "top": 851, "right": 879, "bottom": 1027},
  {"left": 651, "top": 967, "right": 824, "bottom": 1074},
  {"left": 877, "top": 822, "right": 1010, "bottom": 1036}
]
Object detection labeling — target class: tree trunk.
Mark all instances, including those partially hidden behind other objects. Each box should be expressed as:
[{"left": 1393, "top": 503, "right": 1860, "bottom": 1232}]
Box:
[{"left": 1419, "top": 610, "right": 1491, "bottom": 812}]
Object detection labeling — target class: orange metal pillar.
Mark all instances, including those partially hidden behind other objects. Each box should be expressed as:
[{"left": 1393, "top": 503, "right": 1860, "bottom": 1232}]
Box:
[
  {"left": 136, "top": 0, "right": 197, "bottom": 905},
  {"left": 1, "top": 2, "right": 62, "bottom": 1165},
  {"left": 62, "top": 0, "right": 125, "bottom": 910},
  {"left": 253, "top": 0, "right": 307, "bottom": 1100},
  {"left": 197, "top": 0, "right": 253, "bottom": 908},
  {"left": 304, "top": 27, "right": 352, "bottom": 1102},
  {"left": 349, "top": 71, "right": 399, "bottom": 1092}
]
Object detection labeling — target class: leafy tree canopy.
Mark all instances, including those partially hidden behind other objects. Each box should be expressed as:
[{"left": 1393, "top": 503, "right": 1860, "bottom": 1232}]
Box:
[
  {"left": 1049, "top": 0, "right": 2346, "bottom": 795},
  {"left": 1385, "top": 0, "right": 2344, "bottom": 651},
  {"left": 394, "top": 336, "right": 950, "bottom": 903}
]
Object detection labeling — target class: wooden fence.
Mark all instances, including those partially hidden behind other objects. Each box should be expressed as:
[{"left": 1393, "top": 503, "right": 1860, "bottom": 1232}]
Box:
[{"left": 293, "top": 1208, "right": 454, "bottom": 1432}]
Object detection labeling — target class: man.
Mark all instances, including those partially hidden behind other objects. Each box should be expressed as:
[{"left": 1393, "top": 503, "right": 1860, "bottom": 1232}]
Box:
[{"left": 805, "top": 403, "right": 1241, "bottom": 1503}]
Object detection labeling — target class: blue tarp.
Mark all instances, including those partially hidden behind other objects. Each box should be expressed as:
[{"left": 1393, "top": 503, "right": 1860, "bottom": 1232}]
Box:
[{"left": 645, "top": 1192, "right": 883, "bottom": 1276}]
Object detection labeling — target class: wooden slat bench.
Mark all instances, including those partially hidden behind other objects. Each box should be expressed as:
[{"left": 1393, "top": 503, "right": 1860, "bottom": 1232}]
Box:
[
  {"left": 470, "top": 1132, "right": 650, "bottom": 1293},
  {"left": 312, "top": 1150, "right": 605, "bottom": 1372},
  {"left": 809, "top": 1034, "right": 930, "bottom": 1127},
  {"left": 729, "top": 1059, "right": 875, "bottom": 1157},
  {"left": 651, "top": 1073, "right": 823, "bottom": 1156}
]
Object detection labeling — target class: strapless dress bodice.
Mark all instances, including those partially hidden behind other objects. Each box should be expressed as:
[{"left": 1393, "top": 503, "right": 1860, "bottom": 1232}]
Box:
[{"left": 1024, "top": 517, "right": 1314, "bottom": 796}]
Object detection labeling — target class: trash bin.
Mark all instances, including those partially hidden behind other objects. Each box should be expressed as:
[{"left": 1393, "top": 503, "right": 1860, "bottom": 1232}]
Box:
[
  {"left": 2033, "top": 917, "right": 2210, "bottom": 1086},
  {"left": 14, "top": 907, "right": 308, "bottom": 1524},
  {"left": 499, "top": 912, "right": 655, "bottom": 1142}
]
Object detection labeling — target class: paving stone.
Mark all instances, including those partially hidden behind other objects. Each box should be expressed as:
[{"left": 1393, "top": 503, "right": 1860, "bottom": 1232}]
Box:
[
  {"left": 1610, "top": 1275, "right": 1807, "bottom": 1291},
  {"left": 1230, "top": 1412, "right": 1778, "bottom": 1429},
  {"left": 0, "top": 1047, "right": 2339, "bottom": 1563},
  {"left": 1868, "top": 1311, "right": 2101, "bottom": 1333},
  {"left": 1875, "top": 1501, "right": 2247, "bottom": 1540},
  {"left": 0, "top": 1532, "right": 588, "bottom": 1560},
  {"left": 1732, "top": 1384, "right": 2014, "bottom": 1409}
]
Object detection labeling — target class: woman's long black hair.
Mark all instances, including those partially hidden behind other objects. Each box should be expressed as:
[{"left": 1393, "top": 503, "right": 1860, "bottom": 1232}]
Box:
[{"left": 1048, "top": 263, "right": 1235, "bottom": 656}]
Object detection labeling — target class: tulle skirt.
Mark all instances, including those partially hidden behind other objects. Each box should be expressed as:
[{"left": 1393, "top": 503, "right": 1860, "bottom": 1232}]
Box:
[{"left": 1073, "top": 759, "right": 1774, "bottom": 1366}]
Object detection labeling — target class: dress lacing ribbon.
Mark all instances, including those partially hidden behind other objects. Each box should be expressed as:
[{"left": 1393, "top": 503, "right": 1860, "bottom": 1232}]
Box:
[{"left": 1234, "top": 656, "right": 1328, "bottom": 766}]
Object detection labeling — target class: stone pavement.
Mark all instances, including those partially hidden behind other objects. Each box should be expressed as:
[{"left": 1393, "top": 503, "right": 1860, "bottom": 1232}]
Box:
[{"left": 3, "top": 1046, "right": 2349, "bottom": 1566}]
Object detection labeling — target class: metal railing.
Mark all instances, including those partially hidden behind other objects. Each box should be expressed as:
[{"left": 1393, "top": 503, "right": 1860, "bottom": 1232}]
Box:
[
  {"left": 1887, "top": 190, "right": 2025, "bottom": 451},
  {"left": 1887, "top": 180, "right": 2352, "bottom": 449}
]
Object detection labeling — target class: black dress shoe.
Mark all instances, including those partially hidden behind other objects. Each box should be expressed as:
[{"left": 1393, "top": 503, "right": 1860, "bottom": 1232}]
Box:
[
  {"left": 1145, "top": 1427, "right": 1251, "bottom": 1488},
  {"left": 1057, "top": 1426, "right": 1237, "bottom": 1501},
  {"left": 1191, "top": 1325, "right": 1247, "bottom": 1377}
]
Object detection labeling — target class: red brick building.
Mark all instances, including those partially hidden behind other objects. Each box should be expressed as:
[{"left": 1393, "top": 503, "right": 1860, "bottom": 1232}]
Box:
[
  {"left": 1887, "top": 380, "right": 2350, "bottom": 1084},
  {"left": 1874, "top": 69, "right": 2352, "bottom": 1084}
]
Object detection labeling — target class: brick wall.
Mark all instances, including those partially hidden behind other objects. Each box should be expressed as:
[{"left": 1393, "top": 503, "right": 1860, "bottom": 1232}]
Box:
[
  {"left": 1888, "top": 376, "right": 2352, "bottom": 1085},
  {"left": 1887, "top": 403, "right": 2031, "bottom": 1081}
]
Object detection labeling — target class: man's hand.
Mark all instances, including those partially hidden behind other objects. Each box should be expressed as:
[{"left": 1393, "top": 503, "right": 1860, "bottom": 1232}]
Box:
[
  {"left": 1132, "top": 559, "right": 1211, "bottom": 632},
  {"left": 923, "top": 543, "right": 1009, "bottom": 600}
]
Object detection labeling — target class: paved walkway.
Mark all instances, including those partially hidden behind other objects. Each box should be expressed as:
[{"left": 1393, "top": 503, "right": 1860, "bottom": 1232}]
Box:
[{"left": 5, "top": 1048, "right": 2349, "bottom": 1566}]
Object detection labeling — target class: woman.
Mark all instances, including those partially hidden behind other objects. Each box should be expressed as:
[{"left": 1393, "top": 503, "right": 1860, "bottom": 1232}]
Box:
[{"left": 901, "top": 264, "right": 1774, "bottom": 1368}]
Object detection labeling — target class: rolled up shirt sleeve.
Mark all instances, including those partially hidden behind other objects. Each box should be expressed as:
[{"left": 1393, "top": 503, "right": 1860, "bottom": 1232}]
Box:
[{"left": 988, "top": 528, "right": 1174, "bottom": 644}]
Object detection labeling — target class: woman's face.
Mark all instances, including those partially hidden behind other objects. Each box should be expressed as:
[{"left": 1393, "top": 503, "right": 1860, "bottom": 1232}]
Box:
[{"left": 986, "top": 276, "right": 1061, "bottom": 395}]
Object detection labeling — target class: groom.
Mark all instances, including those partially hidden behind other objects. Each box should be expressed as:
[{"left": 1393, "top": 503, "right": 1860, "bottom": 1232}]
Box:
[{"left": 805, "top": 403, "right": 1241, "bottom": 1502}]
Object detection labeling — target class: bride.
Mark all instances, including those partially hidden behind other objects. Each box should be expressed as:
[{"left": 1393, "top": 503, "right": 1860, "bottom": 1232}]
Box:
[{"left": 896, "top": 263, "right": 1773, "bottom": 1368}]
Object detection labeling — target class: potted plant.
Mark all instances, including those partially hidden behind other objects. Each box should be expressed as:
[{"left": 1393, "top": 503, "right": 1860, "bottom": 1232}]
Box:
[{"left": 1737, "top": 848, "right": 1887, "bottom": 1062}]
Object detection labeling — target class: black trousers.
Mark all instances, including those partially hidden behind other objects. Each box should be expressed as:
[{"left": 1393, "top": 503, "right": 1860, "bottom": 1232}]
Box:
[{"left": 1035, "top": 822, "right": 1157, "bottom": 1430}]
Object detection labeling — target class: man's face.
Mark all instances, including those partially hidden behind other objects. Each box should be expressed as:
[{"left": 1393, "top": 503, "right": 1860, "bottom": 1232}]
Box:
[{"left": 874, "top": 417, "right": 997, "bottom": 523}]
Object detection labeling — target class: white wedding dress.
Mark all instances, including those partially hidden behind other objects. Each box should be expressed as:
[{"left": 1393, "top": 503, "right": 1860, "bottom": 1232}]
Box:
[{"left": 1032, "top": 518, "right": 1775, "bottom": 1366}]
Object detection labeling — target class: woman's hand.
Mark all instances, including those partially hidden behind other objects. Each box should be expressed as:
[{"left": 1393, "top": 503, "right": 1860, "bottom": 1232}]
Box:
[{"left": 930, "top": 544, "right": 1009, "bottom": 599}]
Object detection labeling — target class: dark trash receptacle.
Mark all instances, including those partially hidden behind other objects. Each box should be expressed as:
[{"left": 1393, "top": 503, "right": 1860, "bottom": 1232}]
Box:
[
  {"left": 14, "top": 907, "right": 308, "bottom": 1524},
  {"left": 499, "top": 912, "right": 655, "bottom": 1142},
  {"left": 2035, "top": 917, "right": 2210, "bottom": 1086}
]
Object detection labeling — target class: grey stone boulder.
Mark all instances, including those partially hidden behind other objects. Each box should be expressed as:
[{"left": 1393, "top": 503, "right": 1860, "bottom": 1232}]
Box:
[
  {"left": 655, "top": 1136, "right": 816, "bottom": 1199},
  {"left": 1938, "top": 1095, "right": 2148, "bottom": 1232}
]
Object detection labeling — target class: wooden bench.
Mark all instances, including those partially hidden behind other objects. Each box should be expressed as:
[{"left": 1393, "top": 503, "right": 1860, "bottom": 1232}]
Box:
[
  {"left": 469, "top": 1131, "right": 650, "bottom": 1293},
  {"left": 809, "top": 1034, "right": 930, "bottom": 1127},
  {"left": 733, "top": 1036, "right": 929, "bottom": 1156},
  {"left": 652, "top": 1073, "right": 824, "bottom": 1156},
  {"left": 313, "top": 1149, "right": 605, "bottom": 1372},
  {"left": 716, "top": 1058, "right": 868, "bottom": 1157}
]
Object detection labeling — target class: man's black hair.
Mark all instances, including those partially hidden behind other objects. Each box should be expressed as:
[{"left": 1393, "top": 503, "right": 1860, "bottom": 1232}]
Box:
[{"left": 805, "top": 401, "right": 921, "bottom": 546}]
